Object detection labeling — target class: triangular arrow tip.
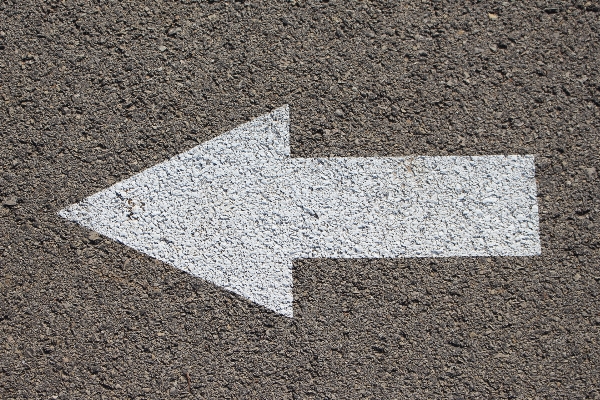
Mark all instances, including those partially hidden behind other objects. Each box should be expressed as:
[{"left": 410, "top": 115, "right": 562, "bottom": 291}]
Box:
[{"left": 59, "top": 105, "right": 294, "bottom": 317}]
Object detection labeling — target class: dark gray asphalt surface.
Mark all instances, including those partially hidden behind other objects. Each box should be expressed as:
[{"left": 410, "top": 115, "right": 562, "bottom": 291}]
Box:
[{"left": 1, "top": 0, "right": 599, "bottom": 398}]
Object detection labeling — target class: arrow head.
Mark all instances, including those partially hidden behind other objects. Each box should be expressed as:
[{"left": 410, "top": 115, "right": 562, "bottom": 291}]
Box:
[{"left": 60, "top": 105, "right": 295, "bottom": 317}]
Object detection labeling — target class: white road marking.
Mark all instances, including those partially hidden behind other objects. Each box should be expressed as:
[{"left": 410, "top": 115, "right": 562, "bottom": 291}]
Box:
[{"left": 59, "top": 105, "right": 540, "bottom": 317}]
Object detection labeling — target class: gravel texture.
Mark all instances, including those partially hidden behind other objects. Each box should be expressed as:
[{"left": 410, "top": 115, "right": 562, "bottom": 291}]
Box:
[{"left": 1, "top": 0, "right": 599, "bottom": 398}]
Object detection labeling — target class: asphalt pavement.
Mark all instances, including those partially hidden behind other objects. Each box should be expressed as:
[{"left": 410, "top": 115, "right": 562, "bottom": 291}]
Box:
[{"left": 1, "top": 1, "right": 599, "bottom": 398}]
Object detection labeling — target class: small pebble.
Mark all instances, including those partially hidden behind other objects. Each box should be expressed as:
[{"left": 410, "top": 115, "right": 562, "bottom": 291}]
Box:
[
  {"left": 167, "top": 27, "right": 182, "bottom": 37},
  {"left": 2, "top": 196, "right": 17, "bottom": 207},
  {"left": 583, "top": 167, "right": 597, "bottom": 181},
  {"left": 88, "top": 232, "right": 101, "bottom": 243}
]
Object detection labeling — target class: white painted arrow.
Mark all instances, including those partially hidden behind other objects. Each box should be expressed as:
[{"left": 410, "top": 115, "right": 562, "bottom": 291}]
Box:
[{"left": 60, "top": 105, "right": 540, "bottom": 317}]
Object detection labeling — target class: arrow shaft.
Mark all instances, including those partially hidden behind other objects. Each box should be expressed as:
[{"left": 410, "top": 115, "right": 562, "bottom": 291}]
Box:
[{"left": 286, "top": 155, "right": 539, "bottom": 258}]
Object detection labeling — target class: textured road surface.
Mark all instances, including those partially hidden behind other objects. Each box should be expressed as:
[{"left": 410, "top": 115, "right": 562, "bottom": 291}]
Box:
[{"left": 1, "top": 1, "right": 599, "bottom": 398}]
